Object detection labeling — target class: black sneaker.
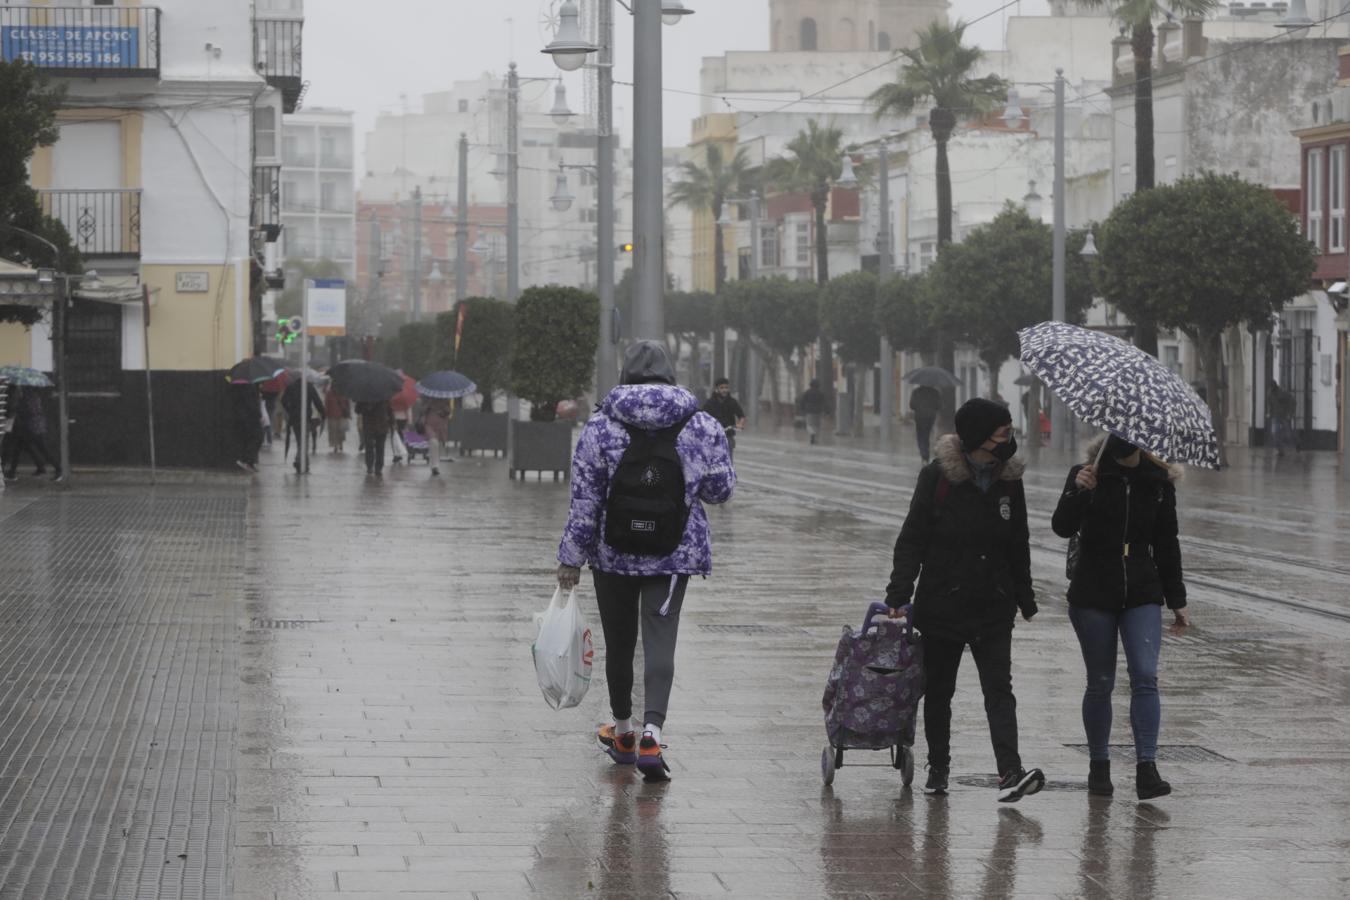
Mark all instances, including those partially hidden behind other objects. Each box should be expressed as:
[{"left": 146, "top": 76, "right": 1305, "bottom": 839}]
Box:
[
  {"left": 997, "top": 767, "right": 1045, "bottom": 803},
  {"left": 923, "top": 765, "right": 949, "bottom": 795},
  {"left": 1136, "top": 761, "right": 1171, "bottom": 800}
]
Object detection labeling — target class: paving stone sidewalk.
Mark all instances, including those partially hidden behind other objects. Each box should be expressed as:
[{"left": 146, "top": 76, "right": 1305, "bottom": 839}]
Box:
[{"left": 1, "top": 434, "right": 1349, "bottom": 898}]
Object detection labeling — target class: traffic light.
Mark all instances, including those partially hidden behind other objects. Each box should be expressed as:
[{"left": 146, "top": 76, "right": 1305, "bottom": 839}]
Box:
[
  {"left": 619, "top": 242, "right": 634, "bottom": 254},
  {"left": 275, "top": 316, "right": 303, "bottom": 346}
]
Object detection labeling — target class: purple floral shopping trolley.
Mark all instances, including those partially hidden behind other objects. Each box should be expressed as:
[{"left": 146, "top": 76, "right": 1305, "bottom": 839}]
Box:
[{"left": 820, "top": 602, "right": 924, "bottom": 786}]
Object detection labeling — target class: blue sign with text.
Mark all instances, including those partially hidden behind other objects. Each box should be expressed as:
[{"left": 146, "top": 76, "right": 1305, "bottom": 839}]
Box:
[{"left": 1, "top": 26, "right": 139, "bottom": 68}]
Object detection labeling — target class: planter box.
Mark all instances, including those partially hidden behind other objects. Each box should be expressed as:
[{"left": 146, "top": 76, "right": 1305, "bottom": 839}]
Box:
[
  {"left": 454, "top": 411, "right": 508, "bottom": 457},
  {"left": 510, "top": 420, "right": 574, "bottom": 481}
]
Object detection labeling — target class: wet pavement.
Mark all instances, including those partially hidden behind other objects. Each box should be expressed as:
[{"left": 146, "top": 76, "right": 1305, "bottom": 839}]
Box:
[{"left": 1, "top": 430, "right": 1349, "bottom": 898}]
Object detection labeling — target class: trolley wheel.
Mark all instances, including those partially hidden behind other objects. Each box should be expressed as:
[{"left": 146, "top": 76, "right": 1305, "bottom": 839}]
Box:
[
  {"left": 821, "top": 745, "right": 835, "bottom": 786},
  {"left": 900, "top": 746, "right": 915, "bottom": 786}
]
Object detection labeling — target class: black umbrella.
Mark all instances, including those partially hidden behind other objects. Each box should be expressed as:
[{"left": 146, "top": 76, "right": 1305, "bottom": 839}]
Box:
[
  {"left": 902, "top": 366, "right": 962, "bottom": 388},
  {"left": 328, "top": 359, "right": 405, "bottom": 403},
  {"left": 229, "top": 356, "right": 287, "bottom": 385}
]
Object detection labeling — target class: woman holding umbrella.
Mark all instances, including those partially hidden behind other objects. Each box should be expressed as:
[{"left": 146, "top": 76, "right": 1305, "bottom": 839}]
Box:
[
  {"left": 1051, "top": 436, "right": 1188, "bottom": 801},
  {"left": 1020, "top": 321, "right": 1210, "bottom": 803}
]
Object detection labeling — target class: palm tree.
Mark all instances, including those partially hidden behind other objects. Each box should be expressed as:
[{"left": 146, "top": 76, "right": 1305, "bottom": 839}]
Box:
[
  {"left": 766, "top": 120, "right": 849, "bottom": 410},
  {"left": 869, "top": 20, "right": 1008, "bottom": 249},
  {"left": 669, "top": 144, "right": 751, "bottom": 380},
  {"left": 1071, "top": 0, "right": 1218, "bottom": 355}
]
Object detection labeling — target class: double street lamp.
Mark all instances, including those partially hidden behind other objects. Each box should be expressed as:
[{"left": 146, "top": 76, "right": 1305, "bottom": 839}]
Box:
[{"left": 543, "top": 0, "right": 694, "bottom": 395}]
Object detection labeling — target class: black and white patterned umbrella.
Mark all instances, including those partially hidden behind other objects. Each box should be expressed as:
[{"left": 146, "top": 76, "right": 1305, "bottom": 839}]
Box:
[{"left": 1018, "top": 321, "right": 1221, "bottom": 469}]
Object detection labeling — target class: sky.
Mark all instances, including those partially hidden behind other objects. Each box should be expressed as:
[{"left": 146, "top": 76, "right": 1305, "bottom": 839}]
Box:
[{"left": 302, "top": 0, "right": 1052, "bottom": 171}]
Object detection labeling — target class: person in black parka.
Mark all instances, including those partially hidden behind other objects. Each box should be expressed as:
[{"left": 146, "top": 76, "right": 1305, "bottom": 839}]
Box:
[
  {"left": 1052, "top": 433, "right": 1189, "bottom": 801},
  {"left": 884, "top": 398, "right": 1044, "bottom": 803}
]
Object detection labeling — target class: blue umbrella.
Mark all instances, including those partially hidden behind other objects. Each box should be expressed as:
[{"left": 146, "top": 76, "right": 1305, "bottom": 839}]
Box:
[
  {"left": 1018, "top": 321, "right": 1220, "bottom": 469},
  {"left": 0, "top": 365, "right": 53, "bottom": 388},
  {"left": 416, "top": 370, "right": 477, "bottom": 399}
]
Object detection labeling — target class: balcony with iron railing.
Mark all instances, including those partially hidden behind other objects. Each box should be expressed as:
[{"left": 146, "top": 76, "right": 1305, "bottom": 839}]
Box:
[
  {"left": 0, "top": 6, "right": 160, "bottom": 76},
  {"left": 38, "top": 189, "right": 142, "bottom": 258},
  {"left": 253, "top": 165, "right": 282, "bottom": 230},
  {"left": 254, "top": 18, "right": 304, "bottom": 113}
]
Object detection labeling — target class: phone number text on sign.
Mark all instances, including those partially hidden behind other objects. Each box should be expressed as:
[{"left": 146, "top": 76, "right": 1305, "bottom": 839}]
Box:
[{"left": 0, "top": 27, "right": 139, "bottom": 68}]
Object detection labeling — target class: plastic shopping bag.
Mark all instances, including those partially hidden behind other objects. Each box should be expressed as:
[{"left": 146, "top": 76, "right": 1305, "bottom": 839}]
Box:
[{"left": 531, "top": 587, "right": 594, "bottom": 709}]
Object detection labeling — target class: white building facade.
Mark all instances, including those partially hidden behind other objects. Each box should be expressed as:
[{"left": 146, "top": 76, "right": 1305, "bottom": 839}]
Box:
[
  {"left": 0, "top": 0, "right": 302, "bottom": 467},
  {"left": 281, "top": 108, "right": 356, "bottom": 277}
]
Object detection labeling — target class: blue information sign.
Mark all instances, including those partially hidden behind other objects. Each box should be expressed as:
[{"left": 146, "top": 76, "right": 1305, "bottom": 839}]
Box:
[{"left": 1, "top": 26, "right": 139, "bottom": 68}]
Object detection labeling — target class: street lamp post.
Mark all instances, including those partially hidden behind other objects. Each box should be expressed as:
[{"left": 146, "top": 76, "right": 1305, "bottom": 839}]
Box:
[
  {"left": 507, "top": 64, "right": 520, "bottom": 302},
  {"left": 456, "top": 133, "right": 469, "bottom": 302},
  {"left": 878, "top": 142, "right": 894, "bottom": 450},
  {"left": 545, "top": 1, "right": 691, "bottom": 385}
]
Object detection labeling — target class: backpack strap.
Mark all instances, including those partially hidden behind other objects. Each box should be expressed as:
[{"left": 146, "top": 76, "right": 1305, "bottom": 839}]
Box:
[
  {"left": 934, "top": 474, "right": 950, "bottom": 508},
  {"left": 620, "top": 411, "right": 696, "bottom": 443}
]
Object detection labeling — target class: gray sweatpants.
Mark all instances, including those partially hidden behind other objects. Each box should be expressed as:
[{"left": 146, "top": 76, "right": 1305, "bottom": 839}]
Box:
[{"left": 591, "top": 571, "right": 689, "bottom": 728}]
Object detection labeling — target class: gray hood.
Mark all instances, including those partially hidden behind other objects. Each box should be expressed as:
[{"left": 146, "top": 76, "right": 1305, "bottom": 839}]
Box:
[{"left": 620, "top": 340, "right": 676, "bottom": 386}]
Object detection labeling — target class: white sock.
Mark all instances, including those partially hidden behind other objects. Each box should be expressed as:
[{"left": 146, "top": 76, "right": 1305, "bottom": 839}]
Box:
[
  {"left": 614, "top": 717, "right": 633, "bottom": 736},
  {"left": 644, "top": 723, "right": 662, "bottom": 744}
]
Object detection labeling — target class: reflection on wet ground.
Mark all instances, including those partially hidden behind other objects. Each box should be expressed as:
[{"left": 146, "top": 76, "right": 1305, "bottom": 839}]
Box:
[{"left": 1, "top": 432, "right": 1348, "bottom": 898}]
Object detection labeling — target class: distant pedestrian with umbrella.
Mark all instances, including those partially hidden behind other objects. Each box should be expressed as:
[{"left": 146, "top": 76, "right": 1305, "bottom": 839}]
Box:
[
  {"left": 908, "top": 384, "right": 941, "bottom": 463},
  {"left": 798, "top": 379, "right": 827, "bottom": 445},
  {"left": 282, "top": 376, "right": 325, "bottom": 474},
  {"left": 903, "top": 367, "right": 961, "bottom": 461},
  {"left": 1, "top": 380, "right": 60, "bottom": 482},
  {"left": 1020, "top": 320, "right": 1214, "bottom": 801},
  {"left": 229, "top": 382, "right": 264, "bottom": 473},
  {"left": 357, "top": 399, "right": 395, "bottom": 476},
  {"left": 415, "top": 370, "right": 476, "bottom": 477}
]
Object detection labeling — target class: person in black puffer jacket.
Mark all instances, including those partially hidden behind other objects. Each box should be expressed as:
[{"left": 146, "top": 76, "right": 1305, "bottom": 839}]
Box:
[
  {"left": 1052, "top": 433, "right": 1190, "bottom": 801},
  {"left": 883, "top": 398, "right": 1044, "bottom": 803}
]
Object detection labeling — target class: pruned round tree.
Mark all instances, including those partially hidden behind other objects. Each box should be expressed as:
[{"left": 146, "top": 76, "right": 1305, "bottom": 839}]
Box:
[
  {"left": 821, "top": 270, "right": 881, "bottom": 435},
  {"left": 397, "top": 321, "right": 436, "bottom": 380},
  {"left": 925, "top": 205, "right": 1094, "bottom": 391},
  {"left": 1096, "top": 172, "right": 1317, "bottom": 449},
  {"left": 439, "top": 297, "right": 514, "bottom": 412},
  {"left": 877, "top": 274, "right": 934, "bottom": 357},
  {"left": 510, "top": 286, "right": 599, "bottom": 422},
  {"left": 719, "top": 277, "right": 820, "bottom": 413}
]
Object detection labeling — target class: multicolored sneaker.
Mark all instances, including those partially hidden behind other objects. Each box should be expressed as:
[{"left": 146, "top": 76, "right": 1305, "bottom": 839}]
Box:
[
  {"left": 597, "top": 724, "right": 637, "bottom": 765},
  {"left": 636, "top": 731, "right": 670, "bottom": 782}
]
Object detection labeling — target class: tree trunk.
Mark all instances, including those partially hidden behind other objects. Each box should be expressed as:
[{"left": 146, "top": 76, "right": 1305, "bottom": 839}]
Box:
[
  {"left": 931, "top": 108, "right": 956, "bottom": 247},
  {"left": 814, "top": 193, "right": 835, "bottom": 421},
  {"left": 713, "top": 201, "right": 728, "bottom": 380},
  {"left": 689, "top": 335, "right": 703, "bottom": 398},
  {"left": 1131, "top": 23, "right": 1160, "bottom": 357},
  {"left": 852, "top": 365, "right": 865, "bottom": 438},
  {"left": 1197, "top": 328, "right": 1227, "bottom": 466}
]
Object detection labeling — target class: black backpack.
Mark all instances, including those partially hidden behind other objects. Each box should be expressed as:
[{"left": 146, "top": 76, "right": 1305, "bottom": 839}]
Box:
[{"left": 603, "top": 413, "right": 695, "bottom": 556}]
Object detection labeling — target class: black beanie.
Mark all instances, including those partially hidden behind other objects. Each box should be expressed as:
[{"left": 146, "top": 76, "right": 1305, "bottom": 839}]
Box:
[{"left": 955, "top": 398, "right": 1012, "bottom": 451}]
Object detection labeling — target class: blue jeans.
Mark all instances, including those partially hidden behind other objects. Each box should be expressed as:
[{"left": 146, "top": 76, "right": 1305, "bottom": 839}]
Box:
[{"left": 1068, "top": 604, "right": 1162, "bottom": 763}]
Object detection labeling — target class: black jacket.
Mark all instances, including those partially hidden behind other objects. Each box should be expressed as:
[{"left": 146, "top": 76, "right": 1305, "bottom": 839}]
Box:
[
  {"left": 703, "top": 393, "right": 745, "bottom": 429},
  {"left": 798, "top": 387, "right": 827, "bottom": 415},
  {"left": 885, "top": 434, "right": 1036, "bottom": 641},
  {"left": 1051, "top": 439, "right": 1186, "bottom": 611}
]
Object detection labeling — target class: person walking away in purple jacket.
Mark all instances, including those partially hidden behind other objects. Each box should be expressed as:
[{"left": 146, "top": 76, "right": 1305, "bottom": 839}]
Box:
[{"left": 556, "top": 340, "right": 735, "bottom": 782}]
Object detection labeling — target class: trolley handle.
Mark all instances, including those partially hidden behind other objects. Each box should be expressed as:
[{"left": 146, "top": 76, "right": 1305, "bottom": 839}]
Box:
[{"left": 863, "top": 601, "right": 912, "bottom": 638}]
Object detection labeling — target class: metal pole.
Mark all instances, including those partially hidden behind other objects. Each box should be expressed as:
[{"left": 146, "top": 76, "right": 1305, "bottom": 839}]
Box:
[
  {"left": 142, "top": 285, "right": 156, "bottom": 481},
  {"left": 412, "top": 186, "right": 423, "bottom": 320},
  {"left": 748, "top": 192, "right": 760, "bottom": 428},
  {"left": 56, "top": 277, "right": 69, "bottom": 484},
  {"left": 507, "top": 63, "right": 521, "bottom": 301},
  {"left": 301, "top": 282, "right": 310, "bottom": 475},
  {"left": 632, "top": 0, "right": 663, "bottom": 340},
  {"left": 878, "top": 141, "right": 894, "bottom": 451},
  {"left": 1051, "top": 68, "right": 1068, "bottom": 452},
  {"left": 367, "top": 218, "right": 382, "bottom": 333},
  {"left": 456, "top": 133, "right": 470, "bottom": 302},
  {"left": 595, "top": 0, "right": 618, "bottom": 397}
]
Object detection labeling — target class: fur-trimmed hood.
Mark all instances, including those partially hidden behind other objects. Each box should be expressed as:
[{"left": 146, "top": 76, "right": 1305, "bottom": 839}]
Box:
[
  {"left": 932, "top": 433, "right": 1025, "bottom": 483},
  {"left": 1084, "top": 435, "right": 1183, "bottom": 484}
]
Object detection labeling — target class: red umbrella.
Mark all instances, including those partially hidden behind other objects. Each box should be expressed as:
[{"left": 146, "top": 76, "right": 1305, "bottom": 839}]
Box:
[
  {"left": 259, "top": 369, "right": 290, "bottom": 394},
  {"left": 390, "top": 373, "right": 419, "bottom": 412}
]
